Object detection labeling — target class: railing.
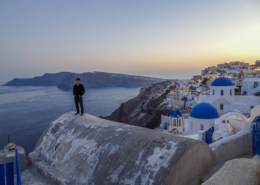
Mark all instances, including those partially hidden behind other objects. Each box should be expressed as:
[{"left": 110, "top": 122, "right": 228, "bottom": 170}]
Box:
[
  {"left": 205, "top": 127, "right": 215, "bottom": 145},
  {"left": 0, "top": 149, "right": 22, "bottom": 185},
  {"left": 15, "top": 150, "right": 22, "bottom": 185},
  {"left": 252, "top": 116, "right": 260, "bottom": 155}
]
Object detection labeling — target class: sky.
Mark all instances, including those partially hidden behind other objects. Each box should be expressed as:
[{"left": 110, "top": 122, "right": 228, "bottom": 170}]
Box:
[{"left": 0, "top": 0, "right": 260, "bottom": 84}]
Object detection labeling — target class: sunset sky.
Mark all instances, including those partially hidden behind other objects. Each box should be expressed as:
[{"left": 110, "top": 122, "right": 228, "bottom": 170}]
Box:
[{"left": 0, "top": 0, "right": 260, "bottom": 84}]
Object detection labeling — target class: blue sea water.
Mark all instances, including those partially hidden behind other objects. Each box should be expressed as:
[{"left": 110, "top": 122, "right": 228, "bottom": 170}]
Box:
[{"left": 0, "top": 86, "right": 140, "bottom": 154}]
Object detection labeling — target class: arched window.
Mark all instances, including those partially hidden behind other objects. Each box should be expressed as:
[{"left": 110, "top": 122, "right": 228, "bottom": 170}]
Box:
[
  {"left": 173, "top": 119, "right": 177, "bottom": 127},
  {"left": 220, "top": 103, "right": 223, "bottom": 110},
  {"left": 178, "top": 118, "right": 182, "bottom": 127},
  {"left": 190, "top": 122, "right": 193, "bottom": 129},
  {"left": 213, "top": 89, "right": 215, "bottom": 95},
  {"left": 221, "top": 90, "right": 224, "bottom": 96},
  {"left": 200, "top": 124, "right": 204, "bottom": 130},
  {"left": 230, "top": 89, "right": 232, "bottom": 95}
]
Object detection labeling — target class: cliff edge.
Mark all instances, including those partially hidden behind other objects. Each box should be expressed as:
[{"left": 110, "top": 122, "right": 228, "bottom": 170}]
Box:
[{"left": 103, "top": 81, "right": 173, "bottom": 128}]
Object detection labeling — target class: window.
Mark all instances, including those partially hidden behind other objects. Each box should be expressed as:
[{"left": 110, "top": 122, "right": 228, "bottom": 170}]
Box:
[
  {"left": 221, "top": 90, "right": 224, "bottom": 96},
  {"left": 254, "top": 82, "right": 259, "bottom": 88},
  {"left": 173, "top": 119, "right": 177, "bottom": 127},
  {"left": 220, "top": 103, "right": 223, "bottom": 110},
  {"left": 190, "top": 122, "right": 193, "bottom": 129},
  {"left": 200, "top": 124, "right": 204, "bottom": 130},
  {"left": 230, "top": 89, "right": 232, "bottom": 95},
  {"left": 213, "top": 89, "right": 215, "bottom": 95},
  {"left": 178, "top": 119, "right": 182, "bottom": 127}
]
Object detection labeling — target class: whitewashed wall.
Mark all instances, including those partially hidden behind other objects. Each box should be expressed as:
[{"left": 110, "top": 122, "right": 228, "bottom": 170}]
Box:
[
  {"left": 184, "top": 117, "right": 216, "bottom": 135},
  {"left": 160, "top": 115, "right": 170, "bottom": 128}
]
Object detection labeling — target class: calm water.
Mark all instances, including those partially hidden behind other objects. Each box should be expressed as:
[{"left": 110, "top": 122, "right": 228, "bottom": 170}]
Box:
[{"left": 0, "top": 86, "right": 140, "bottom": 154}]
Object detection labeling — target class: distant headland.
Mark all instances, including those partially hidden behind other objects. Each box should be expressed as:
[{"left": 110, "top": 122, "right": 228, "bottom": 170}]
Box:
[{"left": 3, "top": 71, "right": 176, "bottom": 91}]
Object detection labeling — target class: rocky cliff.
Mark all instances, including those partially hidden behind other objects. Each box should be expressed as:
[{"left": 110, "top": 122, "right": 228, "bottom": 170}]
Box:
[
  {"left": 103, "top": 81, "right": 173, "bottom": 128},
  {"left": 4, "top": 72, "right": 72, "bottom": 86},
  {"left": 57, "top": 72, "right": 169, "bottom": 90}
]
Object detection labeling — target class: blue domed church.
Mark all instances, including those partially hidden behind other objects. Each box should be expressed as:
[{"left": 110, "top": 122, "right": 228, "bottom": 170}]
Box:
[
  {"left": 160, "top": 109, "right": 184, "bottom": 134},
  {"left": 199, "top": 76, "right": 260, "bottom": 115},
  {"left": 199, "top": 77, "right": 236, "bottom": 114},
  {"left": 184, "top": 102, "right": 219, "bottom": 135}
]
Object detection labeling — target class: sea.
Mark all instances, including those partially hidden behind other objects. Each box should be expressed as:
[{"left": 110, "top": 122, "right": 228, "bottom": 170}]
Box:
[{"left": 0, "top": 86, "right": 140, "bottom": 154}]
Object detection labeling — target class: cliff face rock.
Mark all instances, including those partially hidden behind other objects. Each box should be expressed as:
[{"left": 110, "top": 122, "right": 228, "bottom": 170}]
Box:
[
  {"left": 104, "top": 81, "right": 173, "bottom": 128},
  {"left": 57, "top": 72, "right": 168, "bottom": 90},
  {"left": 4, "top": 72, "right": 72, "bottom": 86}
]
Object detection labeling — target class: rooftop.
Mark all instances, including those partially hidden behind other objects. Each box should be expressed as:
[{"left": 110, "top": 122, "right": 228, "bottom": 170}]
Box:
[
  {"left": 211, "top": 77, "right": 233, "bottom": 87},
  {"left": 190, "top": 102, "right": 219, "bottom": 119}
]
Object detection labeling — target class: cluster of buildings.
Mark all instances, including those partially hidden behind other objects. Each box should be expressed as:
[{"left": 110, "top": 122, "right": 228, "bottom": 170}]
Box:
[
  {"left": 164, "top": 60, "right": 260, "bottom": 113},
  {"left": 159, "top": 60, "right": 260, "bottom": 143}
]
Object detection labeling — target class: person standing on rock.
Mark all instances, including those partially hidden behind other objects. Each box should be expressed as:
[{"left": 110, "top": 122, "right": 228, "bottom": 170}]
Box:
[{"left": 73, "top": 78, "right": 85, "bottom": 116}]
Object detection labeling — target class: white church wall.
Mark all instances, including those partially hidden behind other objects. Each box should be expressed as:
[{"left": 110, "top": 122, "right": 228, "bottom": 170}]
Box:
[
  {"left": 199, "top": 90, "right": 260, "bottom": 114},
  {"left": 169, "top": 117, "right": 184, "bottom": 134},
  {"left": 160, "top": 115, "right": 170, "bottom": 128},
  {"left": 160, "top": 115, "right": 184, "bottom": 134},
  {"left": 210, "top": 86, "right": 235, "bottom": 99},
  {"left": 224, "top": 104, "right": 246, "bottom": 113},
  {"left": 184, "top": 119, "right": 189, "bottom": 131},
  {"left": 212, "top": 98, "right": 231, "bottom": 115},
  {"left": 199, "top": 86, "right": 235, "bottom": 104},
  {"left": 184, "top": 117, "right": 215, "bottom": 135}
]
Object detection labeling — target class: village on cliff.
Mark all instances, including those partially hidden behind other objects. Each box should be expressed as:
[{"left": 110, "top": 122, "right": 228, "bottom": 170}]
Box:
[{"left": 158, "top": 60, "right": 260, "bottom": 140}]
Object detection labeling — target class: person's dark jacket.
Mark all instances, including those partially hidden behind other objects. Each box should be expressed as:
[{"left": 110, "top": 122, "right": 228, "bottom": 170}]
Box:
[{"left": 73, "top": 84, "right": 85, "bottom": 97}]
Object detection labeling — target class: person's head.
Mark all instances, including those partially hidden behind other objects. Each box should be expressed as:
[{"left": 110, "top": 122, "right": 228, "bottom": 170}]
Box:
[{"left": 76, "top": 78, "right": 81, "bottom": 85}]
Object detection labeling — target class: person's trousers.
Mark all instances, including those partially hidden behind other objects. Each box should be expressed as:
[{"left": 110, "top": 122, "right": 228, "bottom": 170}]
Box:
[{"left": 74, "top": 97, "right": 84, "bottom": 114}]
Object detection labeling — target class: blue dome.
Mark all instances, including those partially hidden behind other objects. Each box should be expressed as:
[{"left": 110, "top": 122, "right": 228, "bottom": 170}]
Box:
[
  {"left": 190, "top": 103, "right": 219, "bottom": 119},
  {"left": 211, "top": 77, "right": 233, "bottom": 86},
  {"left": 170, "top": 109, "right": 183, "bottom": 118}
]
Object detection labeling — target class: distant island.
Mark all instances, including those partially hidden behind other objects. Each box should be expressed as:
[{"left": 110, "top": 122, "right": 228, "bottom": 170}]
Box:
[{"left": 4, "top": 71, "right": 176, "bottom": 91}]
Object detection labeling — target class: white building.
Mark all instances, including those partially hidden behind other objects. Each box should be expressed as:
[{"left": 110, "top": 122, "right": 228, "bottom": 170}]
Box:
[
  {"left": 199, "top": 77, "right": 260, "bottom": 115},
  {"left": 180, "top": 92, "right": 198, "bottom": 107},
  {"left": 229, "top": 61, "right": 249, "bottom": 69},
  {"left": 213, "top": 112, "right": 248, "bottom": 141},
  {"left": 160, "top": 109, "right": 184, "bottom": 134},
  {"left": 241, "top": 78, "right": 260, "bottom": 95},
  {"left": 184, "top": 102, "right": 219, "bottom": 135}
]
